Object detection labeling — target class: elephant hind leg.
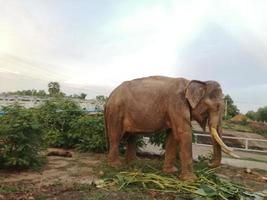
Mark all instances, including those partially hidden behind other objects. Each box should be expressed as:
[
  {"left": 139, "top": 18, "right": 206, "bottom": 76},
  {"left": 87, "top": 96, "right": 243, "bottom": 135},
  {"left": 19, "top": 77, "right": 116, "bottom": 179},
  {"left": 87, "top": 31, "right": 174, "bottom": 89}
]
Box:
[
  {"left": 125, "top": 134, "right": 137, "bottom": 163},
  {"left": 107, "top": 122, "right": 124, "bottom": 167}
]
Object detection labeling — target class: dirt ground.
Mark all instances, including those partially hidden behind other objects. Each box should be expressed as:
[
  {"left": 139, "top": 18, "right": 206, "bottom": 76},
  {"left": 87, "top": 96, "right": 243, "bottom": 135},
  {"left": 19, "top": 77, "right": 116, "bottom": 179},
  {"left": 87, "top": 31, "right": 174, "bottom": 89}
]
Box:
[{"left": 0, "top": 149, "right": 267, "bottom": 200}]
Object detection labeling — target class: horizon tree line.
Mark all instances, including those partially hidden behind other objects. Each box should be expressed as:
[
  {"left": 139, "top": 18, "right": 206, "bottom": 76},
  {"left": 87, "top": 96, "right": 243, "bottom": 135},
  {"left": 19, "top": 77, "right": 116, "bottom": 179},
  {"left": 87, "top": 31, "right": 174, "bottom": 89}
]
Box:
[{"left": 1, "top": 82, "right": 266, "bottom": 122}]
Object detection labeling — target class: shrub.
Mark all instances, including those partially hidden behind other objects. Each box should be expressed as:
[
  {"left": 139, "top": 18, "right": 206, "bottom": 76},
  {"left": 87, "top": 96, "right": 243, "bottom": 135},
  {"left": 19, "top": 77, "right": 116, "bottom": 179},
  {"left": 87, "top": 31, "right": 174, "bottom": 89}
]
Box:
[
  {"left": 71, "top": 114, "right": 146, "bottom": 153},
  {"left": 148, "top": 130, "right": 168, "bottom": 149},
  {"left": 71, "top": 115, "right": 107, "bottom": 153},
  {"left": 148, "top": 129, "right": 196, "bottom": 149},
  {"left": 0, "top": 105, "right": 44, "bottom": 169},
  {"left": 37, "top": 98, "right": 85, "bottom": 148},
  {"left": 249, "top": 121, "right": 267, "bottom": 138},
  {"left": 240, "top": 118, "right": 248, "bottom": 126}
]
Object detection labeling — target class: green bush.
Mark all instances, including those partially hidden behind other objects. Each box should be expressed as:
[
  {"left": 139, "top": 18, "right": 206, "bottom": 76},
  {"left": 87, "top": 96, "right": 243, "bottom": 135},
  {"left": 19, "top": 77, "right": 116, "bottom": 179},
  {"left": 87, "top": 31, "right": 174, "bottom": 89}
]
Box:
[
  {"left": 148, "top": 130, "right": 168, "bottom": 149},
  {"left": 0, "top": 105, "right": 44, "bottom": 169},
  {"left": 70, "top": 114, "right": 146, "bottom": 153},
  {"left": 71, "top": 115, "right": 107, "bottom": 153},
  {"left": 148, "top": 129, "right": 197, "bottom": 149},
  {"left": 249, "top": 122, "right": 267, "bottom": 138},
  {"left": 37, "top": 98, "right": 85, "bottom": 148}
]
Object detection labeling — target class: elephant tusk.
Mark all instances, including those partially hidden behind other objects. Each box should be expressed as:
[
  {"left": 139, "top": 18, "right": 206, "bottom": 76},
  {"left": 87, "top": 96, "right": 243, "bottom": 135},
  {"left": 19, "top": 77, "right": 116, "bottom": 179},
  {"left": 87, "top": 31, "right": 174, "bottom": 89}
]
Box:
[
  {"left": 210, "top": 127, "right": 240, "bottom": 159},
  {"left": 227, "top": 151, "right": 240, "bottom": 159}
]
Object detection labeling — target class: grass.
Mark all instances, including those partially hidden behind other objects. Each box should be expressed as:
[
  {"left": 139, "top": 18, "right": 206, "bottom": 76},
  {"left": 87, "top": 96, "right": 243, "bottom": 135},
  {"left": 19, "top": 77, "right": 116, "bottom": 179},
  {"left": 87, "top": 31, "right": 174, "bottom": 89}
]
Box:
[
  {"left": 223, "top": 120, "right": 267, "bottom": 139},
  {"left": 0, "top": 185, "right": 21, "bottom": 194},
  {"left": 223, "top": 121, "right": 253, "bottom": 133}
]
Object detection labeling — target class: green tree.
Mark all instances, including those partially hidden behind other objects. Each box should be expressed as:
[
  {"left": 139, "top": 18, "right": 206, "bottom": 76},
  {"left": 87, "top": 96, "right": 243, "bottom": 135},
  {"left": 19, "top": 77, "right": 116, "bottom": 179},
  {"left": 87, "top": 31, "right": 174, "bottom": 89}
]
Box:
[
  {"left": 70, "top": 93, "right": 87, "bottom": 99},
  {"left": 224, "top": 95, "right": 239, "bottom": 119},
  {"left": 48, "top": 82, "right": 60, "bottom": 97},
  {"left": 246, "top": 110, "right": 257, "bottom": 121},
  {"left": 37, "top": 90, "right": 47, "bottom": 97},
  {"left": 37, "top": 98, "right": 84, "bottom": 148},
  {"left": 25, "top": 90, "right": 32, "bottom": 96},
  {"left": 80, "top": 93, "right": 87, "bottom": 99},
  {"left": 32, "top": 89, "right": 37, "bottom": 96},
  {"left": 6, "top": 89, "right": 48, "bottom": 97},
  {"left": 256, "top": 106, "right": 267, "bottom": 122}
]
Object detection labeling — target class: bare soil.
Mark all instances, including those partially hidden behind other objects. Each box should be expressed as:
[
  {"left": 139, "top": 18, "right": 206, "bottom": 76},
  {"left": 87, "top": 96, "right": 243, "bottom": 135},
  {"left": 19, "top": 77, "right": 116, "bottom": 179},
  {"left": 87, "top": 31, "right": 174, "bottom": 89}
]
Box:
[{"left": 0, "top": 149, "right": 266, "bottom": 200}]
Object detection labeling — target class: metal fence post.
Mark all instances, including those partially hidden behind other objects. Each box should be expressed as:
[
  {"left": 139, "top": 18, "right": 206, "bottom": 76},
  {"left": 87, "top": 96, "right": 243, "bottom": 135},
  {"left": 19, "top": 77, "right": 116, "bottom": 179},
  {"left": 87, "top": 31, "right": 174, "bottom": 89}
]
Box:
[{"left": 245, "top": 139, "right": 249, "bottom": 150}]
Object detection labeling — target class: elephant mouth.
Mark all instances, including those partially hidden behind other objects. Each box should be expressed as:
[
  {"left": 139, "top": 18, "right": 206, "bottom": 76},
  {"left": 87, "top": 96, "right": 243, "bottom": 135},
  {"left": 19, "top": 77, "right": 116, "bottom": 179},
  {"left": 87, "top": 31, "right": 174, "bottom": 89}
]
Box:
[{"left": 209, "top": 127, "right": 240, "bottom": 158}]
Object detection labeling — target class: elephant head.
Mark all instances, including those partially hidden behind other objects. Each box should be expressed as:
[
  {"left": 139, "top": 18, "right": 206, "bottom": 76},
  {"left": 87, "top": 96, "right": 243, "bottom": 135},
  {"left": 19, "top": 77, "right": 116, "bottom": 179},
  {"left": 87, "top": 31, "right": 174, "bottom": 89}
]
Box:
[{"left": 185, "top": 80, "right": 239, "bottom": 167}]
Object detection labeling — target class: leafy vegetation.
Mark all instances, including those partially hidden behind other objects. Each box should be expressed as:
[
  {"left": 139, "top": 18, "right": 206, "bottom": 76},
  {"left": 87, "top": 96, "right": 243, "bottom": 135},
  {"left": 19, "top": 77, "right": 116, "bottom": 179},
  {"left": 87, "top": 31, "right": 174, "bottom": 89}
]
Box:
[
  {"left": 69, "top": 93, "right": 87, "bottom": 99},
  {"left": 223, "top": 120, "right": 267, "bottom": 138},
  {"left": 0, "top": 96, "right": 148, "bottom": 168},
  {"left": 223, "top": 121, "right": 253, "bottom": 132},
  {"left": 0, "top": 82, "right": 88, "bottom": 100},
  {"left": 2, "top": 89, "right": 48, "bottom": 97},
  {"left": 37, "top": 98, "right": 85, "bottom": 148},
  {"left": 223, "top": 95, "right": 239, "bottom": 120},
  {"left": 246, "top": 106, "right": 267, "bottom": 123},
  {"left": 256, "top": 106, "right": 267, "bottom": 122},
  {"left": 148, "top": 130, "right": 168, "bottom": 149},
  {"left": 246, "top": 110, "right": 257, "bottom": 121},
  {"left": 98, "top": 171, "right": 247, "bottom": 199},
  {"left": 71, "top": 115, "right": 107, "bottom": 153},
  {"left": 0, "top": 104, "right": 44, "bottom": 169},
  {"left": 96, "top": 158, "right": 265, "bottom": 200},
  {"left": 48, "top": 81, "right": 65, "bottom": 97}
]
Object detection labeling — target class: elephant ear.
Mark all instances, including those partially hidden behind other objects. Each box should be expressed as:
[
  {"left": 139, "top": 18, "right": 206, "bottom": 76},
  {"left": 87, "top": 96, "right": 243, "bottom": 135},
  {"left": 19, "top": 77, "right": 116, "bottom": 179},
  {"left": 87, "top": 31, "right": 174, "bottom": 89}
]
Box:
[{"left": 185, "top": 80, "right": 206, "bottom": 109}]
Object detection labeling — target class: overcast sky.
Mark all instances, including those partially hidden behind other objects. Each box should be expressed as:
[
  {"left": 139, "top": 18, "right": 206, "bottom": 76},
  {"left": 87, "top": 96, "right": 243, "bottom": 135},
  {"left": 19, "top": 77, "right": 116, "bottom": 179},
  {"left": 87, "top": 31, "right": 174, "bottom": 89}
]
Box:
[{"left": 0, "top": 0, "right": 267, "bottom": 113}]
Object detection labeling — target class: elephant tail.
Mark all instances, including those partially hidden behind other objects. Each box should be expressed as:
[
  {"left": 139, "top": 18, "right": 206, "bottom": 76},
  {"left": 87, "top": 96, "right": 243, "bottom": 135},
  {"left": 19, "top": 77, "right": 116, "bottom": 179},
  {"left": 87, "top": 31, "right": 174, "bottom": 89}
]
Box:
[{"left": 103, "top": 105, "right": 109, "bottom": 151}]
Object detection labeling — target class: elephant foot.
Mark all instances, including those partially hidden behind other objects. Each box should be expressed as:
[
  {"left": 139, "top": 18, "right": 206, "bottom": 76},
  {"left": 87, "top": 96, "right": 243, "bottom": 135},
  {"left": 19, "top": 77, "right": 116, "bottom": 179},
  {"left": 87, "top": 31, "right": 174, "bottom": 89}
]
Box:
[
  {"left": 163, "top": 166, "right": 178, "bottom": 173},
  {"left": 179, "top": 172, "right": 197, "bottom": 181},
  {"left": 108, "top": 159, "right": 122, "bottom": 167},
  {"left": 208, "top": 160, "right": 221, "bottom": 168},
  {"left": 125, "top": 156, "right": 137, "bottom": 163}
]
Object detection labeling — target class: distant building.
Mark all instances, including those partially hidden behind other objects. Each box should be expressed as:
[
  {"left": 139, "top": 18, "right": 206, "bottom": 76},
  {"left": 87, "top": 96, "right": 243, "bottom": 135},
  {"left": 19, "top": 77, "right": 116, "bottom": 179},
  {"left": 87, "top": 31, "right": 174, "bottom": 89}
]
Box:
[{"left": 0, "top": 95, "right": 103, "bottom": 113}]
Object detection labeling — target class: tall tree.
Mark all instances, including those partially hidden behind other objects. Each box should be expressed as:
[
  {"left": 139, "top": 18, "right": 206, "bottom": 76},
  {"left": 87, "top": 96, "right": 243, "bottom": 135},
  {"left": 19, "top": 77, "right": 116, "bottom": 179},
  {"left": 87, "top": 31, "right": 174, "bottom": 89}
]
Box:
[
  {"left": 224, "top": 95, "right": 239, "bottom": 119},
  {"left": 80, "top": 93, "right": 87, "bottom": 99},
  {"left": 48, "top": 82, "right": 60, "bottom": 97},
  {"left": 256, "top": 106, "right": 267, "bottom": 122},
  {"left": 37, "top": 90, "right": 47, "bottom": 97},
  {"left": 245, "top": 110, "right": 257, "bottom": 121}
]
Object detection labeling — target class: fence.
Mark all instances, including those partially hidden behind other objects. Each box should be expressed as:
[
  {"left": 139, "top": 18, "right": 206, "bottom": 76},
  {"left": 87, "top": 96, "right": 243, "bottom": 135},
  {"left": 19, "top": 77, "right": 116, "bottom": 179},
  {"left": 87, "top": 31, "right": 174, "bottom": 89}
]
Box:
[{"left": 194, "top": 133, "right": 267, "bottom": 154}]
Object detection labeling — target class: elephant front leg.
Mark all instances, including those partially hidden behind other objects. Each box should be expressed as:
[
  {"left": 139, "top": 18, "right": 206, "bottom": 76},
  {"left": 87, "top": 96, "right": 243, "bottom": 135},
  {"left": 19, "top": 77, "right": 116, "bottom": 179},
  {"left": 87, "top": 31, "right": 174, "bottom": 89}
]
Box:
[
  {"left": 108, "top": 144, "right": 121, "bottom": 167},
  {"left": 163, "top": 130, "right": 178, "bottom": 173},
  {"left": 176, "top": 129, "right": 197, "bottom": 181},
  {"left": 125, "top": 135, "right": 137, "bottom": 163}
]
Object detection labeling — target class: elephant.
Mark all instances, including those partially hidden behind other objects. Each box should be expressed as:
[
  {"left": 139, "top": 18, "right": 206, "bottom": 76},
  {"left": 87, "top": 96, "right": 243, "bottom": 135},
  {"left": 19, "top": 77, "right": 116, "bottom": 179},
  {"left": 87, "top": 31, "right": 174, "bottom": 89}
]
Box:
[{"left": 104, "top": 76, "right": 238, "bottom": 180}]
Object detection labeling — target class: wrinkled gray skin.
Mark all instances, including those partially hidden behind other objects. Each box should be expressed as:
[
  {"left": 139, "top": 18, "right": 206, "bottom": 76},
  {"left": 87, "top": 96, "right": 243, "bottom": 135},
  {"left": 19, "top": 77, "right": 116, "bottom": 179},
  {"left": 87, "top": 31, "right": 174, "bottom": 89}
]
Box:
[{"left": 104, "top": 76, "right": 224, "bottom": 180}]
